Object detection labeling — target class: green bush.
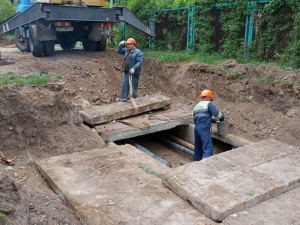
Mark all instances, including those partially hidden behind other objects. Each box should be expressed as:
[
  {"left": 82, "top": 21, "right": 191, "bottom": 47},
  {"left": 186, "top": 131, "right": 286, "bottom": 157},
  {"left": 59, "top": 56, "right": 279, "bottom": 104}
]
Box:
[{"left": 0, "top": 0, "right": 16, "bottom": 22}]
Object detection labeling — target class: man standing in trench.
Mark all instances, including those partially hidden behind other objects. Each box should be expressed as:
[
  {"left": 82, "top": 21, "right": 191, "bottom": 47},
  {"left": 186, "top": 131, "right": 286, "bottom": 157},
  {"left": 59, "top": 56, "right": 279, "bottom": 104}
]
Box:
[
  {"left": 117, "top": 38, "right": 143, "bottom": 101},
  {"left": 193, "top": 90, "right": 225, "bottom": 161}
]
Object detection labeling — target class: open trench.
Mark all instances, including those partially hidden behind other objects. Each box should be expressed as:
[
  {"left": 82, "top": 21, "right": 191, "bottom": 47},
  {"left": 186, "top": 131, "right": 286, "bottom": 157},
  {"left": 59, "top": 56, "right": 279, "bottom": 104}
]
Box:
[{"left": 114, "top": 127, "right": 233, "bottom": 168}]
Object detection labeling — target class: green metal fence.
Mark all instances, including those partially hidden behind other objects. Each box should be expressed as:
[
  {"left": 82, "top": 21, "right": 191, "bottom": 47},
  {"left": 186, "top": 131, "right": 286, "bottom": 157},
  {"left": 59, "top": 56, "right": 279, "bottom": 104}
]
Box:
[{"left": 134, "top": 0, "right": 300, "bottom": 61}]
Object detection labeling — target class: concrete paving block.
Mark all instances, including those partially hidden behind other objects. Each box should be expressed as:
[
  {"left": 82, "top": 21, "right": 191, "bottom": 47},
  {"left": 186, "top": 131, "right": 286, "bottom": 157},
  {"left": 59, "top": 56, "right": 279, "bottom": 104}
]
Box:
[
  {"left": 223, "top": 187, "right": 300, "bottom": 225},
  {"left": 162, "top": 139, "right": 300, "bottom": 222},
  {"left": 79, "top": 94, "right": 171, "bottom": 125},
  {"left": 35, "top": 145, "right": 217, "bottom": 225},
  {"left": 95, "top": 104, "right": 194, "bottom": 142}
]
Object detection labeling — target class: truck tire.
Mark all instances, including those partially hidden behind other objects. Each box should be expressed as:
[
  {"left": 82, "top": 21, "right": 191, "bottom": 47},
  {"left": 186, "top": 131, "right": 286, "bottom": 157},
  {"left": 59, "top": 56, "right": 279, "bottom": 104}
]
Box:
[
  {"left": 44, "top": 40, "right": 55, "bottom": 56},
  {"left": 14, "top": 28, "right": 30, "bottom": 52},
  {"left": 83, "top": 40, "right": 97, "bottom": 51},
  {"left": 97, "top": 36, "right": 107, "bottom": 51},
  {"left": 60, "top": 43, "right": 76, "bottom": 50},
  {"left": 29, "top": 25, "right": 44, "bottom": 57}
]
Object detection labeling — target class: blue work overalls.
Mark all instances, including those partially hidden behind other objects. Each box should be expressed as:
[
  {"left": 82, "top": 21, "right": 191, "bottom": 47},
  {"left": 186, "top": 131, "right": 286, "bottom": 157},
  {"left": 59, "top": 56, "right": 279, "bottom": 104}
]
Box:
[
  {"left": 117, "top": 45, "right": 143, "bottom": 101},
  {"left": 193, "top": 100, "right": 223, "bottom": 161}
]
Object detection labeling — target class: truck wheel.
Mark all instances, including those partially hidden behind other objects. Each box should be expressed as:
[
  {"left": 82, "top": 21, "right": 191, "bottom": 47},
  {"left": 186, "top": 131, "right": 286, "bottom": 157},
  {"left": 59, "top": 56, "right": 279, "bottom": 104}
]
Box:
[
  {"left": 14, "top": 28, "right": 30, "bottom": 52},
  {"left": 97, "top": 36, "right": 107, "bottom": 51},
  {"left": 83, "top": 40, "right": 97, "bottom": 52},
  {"left": 44, "top": 41, "right": 55, "bottom": 56},
  {"left": 60, "top": 43, "right": 76, "bottom": 50},
  {"left": 29, "top": 25, "right": 44, "bottom": 57}
]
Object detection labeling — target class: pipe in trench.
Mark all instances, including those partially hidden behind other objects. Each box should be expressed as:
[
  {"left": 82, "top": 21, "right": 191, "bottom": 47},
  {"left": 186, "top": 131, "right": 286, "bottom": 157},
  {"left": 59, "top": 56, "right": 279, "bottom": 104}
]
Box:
[
  {"left": 125, "top": 140, "right": 172, "bottom": 168},
  {"left": 156, "top": 136, "right": 194, "bottom": 156},
  {"left": 163, "top": 133, "right": 195, "bottom": 151}
]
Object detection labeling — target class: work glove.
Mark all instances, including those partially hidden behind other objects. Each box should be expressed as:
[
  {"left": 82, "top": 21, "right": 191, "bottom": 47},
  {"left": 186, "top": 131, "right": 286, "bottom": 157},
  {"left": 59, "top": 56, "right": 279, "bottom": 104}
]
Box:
[
  {"left": 129, "top": 68, "right": 135, "bottom": 74},
  {"left": 219, "top": 116, "right": 225, "bottom": 122},
  {"left": 212, "top": 118, "right": 217, "bottom": 123},
  {"left": 119, "top": 40, "right": 126, "bottom": 46}
]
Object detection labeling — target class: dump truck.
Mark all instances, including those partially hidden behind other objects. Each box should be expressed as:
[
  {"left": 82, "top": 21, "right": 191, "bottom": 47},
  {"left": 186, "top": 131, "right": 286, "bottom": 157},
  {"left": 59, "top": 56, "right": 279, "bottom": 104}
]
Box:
[{"left": 0, "top": 0, "right": 154, "bottom": 57}]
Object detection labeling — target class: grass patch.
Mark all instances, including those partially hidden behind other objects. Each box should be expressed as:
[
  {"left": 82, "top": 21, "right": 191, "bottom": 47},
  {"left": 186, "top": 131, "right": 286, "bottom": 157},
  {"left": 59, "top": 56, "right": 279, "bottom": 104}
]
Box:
[
  {"left": 255, "top": 72, "right": 277, "bottom": 84},
  {"left": 143, "top": 51, "right": 300, "bottom": 71},
  {"left": 1, "top": 33, "right": 14, "bottom": 40},
  {"left": 144, "top": 51, "right": 227, "bottom": 66},
  {"left": 0, "top": 72, "right": 63, "bottom": 86},
  {"left": 229, "top": 72, "right": 244, "bottom": 79},
  {"left": 0, "top": 208, "right": 11, "bottom": 225}
]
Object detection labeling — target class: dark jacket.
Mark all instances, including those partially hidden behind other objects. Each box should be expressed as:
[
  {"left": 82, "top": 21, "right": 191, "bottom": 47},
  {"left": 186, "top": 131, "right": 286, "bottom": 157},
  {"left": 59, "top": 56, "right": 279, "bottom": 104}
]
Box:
[{"left": 117, "top": 45, "right": 143, "bottom": 76}]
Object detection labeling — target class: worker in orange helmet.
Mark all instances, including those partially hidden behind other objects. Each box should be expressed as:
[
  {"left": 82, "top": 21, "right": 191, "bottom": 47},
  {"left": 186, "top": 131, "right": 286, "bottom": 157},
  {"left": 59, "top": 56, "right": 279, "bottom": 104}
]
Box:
[
  {"left": 193, "top": 90, "right": 224, "bottom": 161},
  {"left": 117, "top": 38, "right": 143, "bottom": 101}
]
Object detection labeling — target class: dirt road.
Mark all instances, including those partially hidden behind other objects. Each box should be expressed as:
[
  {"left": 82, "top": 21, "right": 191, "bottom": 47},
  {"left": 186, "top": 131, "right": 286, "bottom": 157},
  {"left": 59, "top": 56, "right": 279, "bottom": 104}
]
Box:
[{"left": 0, "top": 43, "right": 299, "bottom": 224}]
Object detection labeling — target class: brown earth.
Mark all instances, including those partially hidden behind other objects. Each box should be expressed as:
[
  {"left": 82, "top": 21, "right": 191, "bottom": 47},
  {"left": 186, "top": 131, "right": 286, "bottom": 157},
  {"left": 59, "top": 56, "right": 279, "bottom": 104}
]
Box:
[{"left": 0, "top": 41, "right": 300, "bottom": 224}]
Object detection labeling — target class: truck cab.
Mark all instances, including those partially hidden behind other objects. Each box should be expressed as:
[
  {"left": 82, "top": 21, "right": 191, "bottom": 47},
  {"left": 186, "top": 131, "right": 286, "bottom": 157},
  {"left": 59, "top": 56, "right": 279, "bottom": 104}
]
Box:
[{"left": 16, "top": 0, "right": 34, "bottom": 13}]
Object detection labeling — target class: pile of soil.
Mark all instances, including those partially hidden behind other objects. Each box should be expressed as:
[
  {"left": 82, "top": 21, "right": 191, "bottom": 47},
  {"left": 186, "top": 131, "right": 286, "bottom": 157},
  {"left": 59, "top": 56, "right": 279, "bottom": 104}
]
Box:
[
  {"left": 0, "top": 38, "right": 15, "bottom": 47},
  {"left": 0, "top": 84, "right": 104, "bottom": 225},
  {"left": 0, "top": 45, "right": 299, "bottom": 224}
]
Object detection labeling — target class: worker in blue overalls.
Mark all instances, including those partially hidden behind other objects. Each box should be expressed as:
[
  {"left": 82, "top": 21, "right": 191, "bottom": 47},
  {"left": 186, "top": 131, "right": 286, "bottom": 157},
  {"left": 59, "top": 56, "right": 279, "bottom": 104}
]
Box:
[
  {"left": 117, "top": 38, "right": 143, "bottom": 101},
  {"left": 193, "top": 90, "right": 224, "bottom": 161}
]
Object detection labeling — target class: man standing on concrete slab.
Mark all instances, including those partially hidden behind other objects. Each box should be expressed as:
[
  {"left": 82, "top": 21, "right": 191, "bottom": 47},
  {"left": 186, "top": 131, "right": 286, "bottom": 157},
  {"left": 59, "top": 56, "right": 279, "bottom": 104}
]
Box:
[
  {"left": 193, "top": 90, "right": 224, "bottom": 161},
  {"left": 118, "top": 38, "right": 143, "bottom": 101}
]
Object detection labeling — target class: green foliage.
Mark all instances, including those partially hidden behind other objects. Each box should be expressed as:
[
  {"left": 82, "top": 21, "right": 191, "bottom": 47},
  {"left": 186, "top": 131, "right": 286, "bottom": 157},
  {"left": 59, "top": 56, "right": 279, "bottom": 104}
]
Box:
[
  {"left": 255, "top": 72, "right": 277, "bottom": 84},
  {"left": 0, "top": 72, "right": 63, "bottom": 86},
  {"left": 229, "top": 72, "right": 244, "bottom": 79},
  {"left": 0, "top": 0, "right": 16, "bottom": 22},
  {"left": 0, "top": 207, "right": 11, "bottom": 225},
  {"left": 112, "top": 0, "right": 300, "bottom": 68}
]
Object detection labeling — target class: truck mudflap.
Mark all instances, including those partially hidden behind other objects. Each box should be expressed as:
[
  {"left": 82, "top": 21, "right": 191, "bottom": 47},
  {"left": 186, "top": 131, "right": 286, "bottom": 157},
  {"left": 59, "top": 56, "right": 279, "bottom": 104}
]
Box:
[{"left": 0, "top": 3, "right": 155, "bottom": 37}]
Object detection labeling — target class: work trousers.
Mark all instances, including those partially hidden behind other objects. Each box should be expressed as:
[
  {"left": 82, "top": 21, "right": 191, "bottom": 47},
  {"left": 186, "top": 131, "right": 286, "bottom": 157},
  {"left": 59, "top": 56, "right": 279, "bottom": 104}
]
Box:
[
  {"left": 194, "top": 127, "right": 213, "bottom": 161},
  {"left": 120, "top": 73, "right": 139, "bottom": 101}
]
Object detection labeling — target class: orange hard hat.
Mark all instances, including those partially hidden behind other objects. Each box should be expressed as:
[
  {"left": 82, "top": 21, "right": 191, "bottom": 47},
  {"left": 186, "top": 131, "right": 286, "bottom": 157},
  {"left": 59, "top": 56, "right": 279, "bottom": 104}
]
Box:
[
  {"left": 126, "top": 38, "right": 136, "bottom": 45},
  {"left": 199, "top": 90, "right": 215, "bottom": 99}
]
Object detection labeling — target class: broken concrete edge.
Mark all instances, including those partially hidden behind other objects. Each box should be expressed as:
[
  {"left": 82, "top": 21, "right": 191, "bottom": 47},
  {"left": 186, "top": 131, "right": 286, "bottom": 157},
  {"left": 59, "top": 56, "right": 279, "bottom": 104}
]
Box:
[
  {"left": 163, "top": 169, "right": 300, "bottom": 222},
  {"left": 211, "top": 131, "right": 253, "bottom": 148},
  {"left": 79, "top": 94, "right": 171, "bottom": 125},
  {"left": 101, "top": 117, "right": 193, "bottom": 142},
  {"left": 35, "top": 161, "right": 88, "bottom": 225}
]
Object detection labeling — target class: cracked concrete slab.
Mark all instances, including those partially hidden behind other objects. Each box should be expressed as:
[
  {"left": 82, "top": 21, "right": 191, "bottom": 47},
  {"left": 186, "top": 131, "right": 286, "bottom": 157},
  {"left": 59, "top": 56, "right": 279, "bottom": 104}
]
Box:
[
  {"left": 223, "top": 186, "right": 300, "bottom": 225},
  {"left": 79, "top": 94, "right": 171, "bottom": 125},
  {"left": 94, "top": 104, "right": 194, "bottom": 142},
  {"left": 162, "top": 139, "right": 300, "bottom": 222},
  {"left": 35, "top": 144, "right": 217, "bottom": 225}
]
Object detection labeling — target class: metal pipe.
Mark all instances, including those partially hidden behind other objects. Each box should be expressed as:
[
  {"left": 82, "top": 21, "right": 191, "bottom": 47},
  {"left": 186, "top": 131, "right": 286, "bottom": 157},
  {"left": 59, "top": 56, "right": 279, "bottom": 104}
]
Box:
[
  {"left": 163, "top": 133, "right": 194, "bottom": 151},
  {"left": 125, "top": 140, "right": 172, "bottom": 168},
  {"left": 157, "top": 137, "right": 194, "bottom": 156}
]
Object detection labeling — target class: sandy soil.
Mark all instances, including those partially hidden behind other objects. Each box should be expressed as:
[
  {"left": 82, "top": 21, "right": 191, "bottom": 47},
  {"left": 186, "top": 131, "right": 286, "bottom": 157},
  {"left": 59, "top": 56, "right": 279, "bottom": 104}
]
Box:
[{"left": 0, "top": 39, "right": 299, "bottom": 224}]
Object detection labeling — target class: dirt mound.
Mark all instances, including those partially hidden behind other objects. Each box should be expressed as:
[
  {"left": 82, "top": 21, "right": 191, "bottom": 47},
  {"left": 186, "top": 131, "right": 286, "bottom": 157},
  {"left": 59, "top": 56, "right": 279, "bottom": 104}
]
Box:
[
  {"left": 0, "top": 38, "right": 15, "bottom": 47},
  {"left": 0, "top": 169, "right": 81, "bottom": 225},
  {"left": 0, "top": 84, "right": 104, "bottom": 158},
  {"left": 0, "top": 83, "right": 105, "bottom": 225}
]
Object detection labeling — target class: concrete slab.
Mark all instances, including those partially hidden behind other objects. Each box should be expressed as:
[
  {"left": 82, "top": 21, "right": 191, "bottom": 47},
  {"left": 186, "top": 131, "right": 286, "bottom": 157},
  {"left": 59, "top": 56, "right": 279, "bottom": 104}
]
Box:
[
  {"left": 223, "top": 187, "right": 300, "bottom": 225},
  {"left": 211, "top": 126, "right": 253, "bottom": 147},
  {"left": 35, "top": 145, "right": 218, "bottom": 225},
  {"left": 94, "top": 104, "right": 194, "bottom": 142},
  {"left": 162, "top": 139, "right": 300, "bottom": 222},
  {"left": 79, "top": 94, "right": 171, "bottom": 125},
  {"left": 175, "top": 124, "right": 253, "bottom": 148}
]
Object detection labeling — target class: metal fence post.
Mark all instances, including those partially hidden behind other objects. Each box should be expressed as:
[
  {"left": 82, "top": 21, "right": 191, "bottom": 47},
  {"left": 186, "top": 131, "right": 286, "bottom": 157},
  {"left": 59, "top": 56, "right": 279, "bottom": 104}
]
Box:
[
  {"left": 122, "top": 22, "right": 126, "bottom": 41},
  {"left": 187, "top": 6, "right": 195, "bottom": 52}
]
